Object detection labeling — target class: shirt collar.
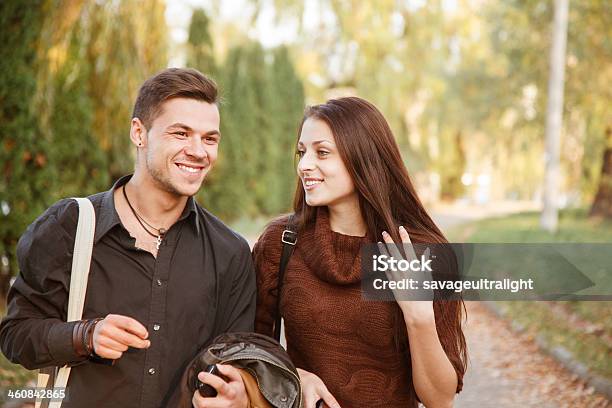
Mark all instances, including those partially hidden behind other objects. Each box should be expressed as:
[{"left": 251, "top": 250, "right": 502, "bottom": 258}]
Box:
[{"left": 94, "top": 174, "right": 198, "bottom": 244}]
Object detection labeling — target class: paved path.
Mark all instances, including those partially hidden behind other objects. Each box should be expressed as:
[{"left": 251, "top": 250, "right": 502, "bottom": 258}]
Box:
[
  {"left": 247, "top": 201, "right": 610, "bottom": 407},
  {"left": 430, "top": 202, "right": 610, "bottom": 408}
]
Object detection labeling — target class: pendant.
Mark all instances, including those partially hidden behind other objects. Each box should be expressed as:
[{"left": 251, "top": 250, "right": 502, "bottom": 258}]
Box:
[{"left": 156, "top": 235, "right": 163, "bottom": 250}]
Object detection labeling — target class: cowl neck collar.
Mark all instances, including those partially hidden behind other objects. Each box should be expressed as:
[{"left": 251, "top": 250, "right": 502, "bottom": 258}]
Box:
[{"left": 299, "top": 207, "right": 369, "bottom": 285}]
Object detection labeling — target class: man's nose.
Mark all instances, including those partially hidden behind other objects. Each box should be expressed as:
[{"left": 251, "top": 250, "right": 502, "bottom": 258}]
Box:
[{"left": 185, "top": 136, "right": 207, "bottom": 159}]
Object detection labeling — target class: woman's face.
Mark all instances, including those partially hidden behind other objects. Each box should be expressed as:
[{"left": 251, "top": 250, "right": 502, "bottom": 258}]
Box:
[{"left": 297, "top": 118, "right": 357, "bottom": 208}]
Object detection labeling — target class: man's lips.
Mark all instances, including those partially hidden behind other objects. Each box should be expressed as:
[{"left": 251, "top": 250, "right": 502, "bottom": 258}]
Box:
[{"left": 175, "top": 162, "right": 206, "bottom": 174}]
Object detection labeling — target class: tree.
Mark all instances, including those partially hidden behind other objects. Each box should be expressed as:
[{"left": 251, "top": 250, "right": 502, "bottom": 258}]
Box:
[
  {"left": 200, "top": 42, "right": 305, "bottom": 220},
  {"left": 0, "top": 0, "right": 48, "bottom": 297},
  {"left": 0, "top": 0, "right": 170, "bottom": 298},
  {"left": 48, "top": 20, "right": 109, "bottom": 199},
  {"left": 187, "top": 9, "right": 217, "bottom": 77},
  {"left": 589, "top": 126, "right": 612, "bottom": 218},
  {"left": 541, "top": 0, "right": 569, "bottom": 233}
]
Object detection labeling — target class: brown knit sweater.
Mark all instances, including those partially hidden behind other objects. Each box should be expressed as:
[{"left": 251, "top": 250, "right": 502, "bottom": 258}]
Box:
[{"left": 253, "top": 208, "right": 464, "bottom": 407}]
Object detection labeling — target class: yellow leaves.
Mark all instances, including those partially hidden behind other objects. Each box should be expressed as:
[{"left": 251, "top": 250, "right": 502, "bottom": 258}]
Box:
[
  {"left": 20, "top": 151, "right": 47, "bottom": 168},
  {"left": 47, "top": 44, "right": 68, "bottom": 74}
]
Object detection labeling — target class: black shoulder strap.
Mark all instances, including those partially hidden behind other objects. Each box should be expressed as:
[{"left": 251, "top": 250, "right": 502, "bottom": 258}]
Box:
[{"left": 273, "top": 215, "right": 297, "bottom": 342}]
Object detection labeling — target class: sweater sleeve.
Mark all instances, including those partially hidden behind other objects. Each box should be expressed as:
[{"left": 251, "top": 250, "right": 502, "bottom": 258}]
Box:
[{"left": 252, "top": 218, "right": 288, "bottom": 339}]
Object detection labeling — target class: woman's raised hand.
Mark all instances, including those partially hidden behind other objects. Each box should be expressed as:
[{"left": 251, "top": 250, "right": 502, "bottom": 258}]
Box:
[{"left": 379, "top": 226, "right": 435, "bottom": 324}]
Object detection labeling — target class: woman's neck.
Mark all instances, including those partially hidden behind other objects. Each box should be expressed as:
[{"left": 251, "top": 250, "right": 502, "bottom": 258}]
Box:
[{"left": 327, "top": 199, "right": 367, "bottom": 237}]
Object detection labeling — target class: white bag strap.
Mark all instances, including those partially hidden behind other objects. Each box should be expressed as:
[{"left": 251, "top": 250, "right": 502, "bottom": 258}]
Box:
[{"left": 36, "top": 197, "right": 96, "bottom": 408}]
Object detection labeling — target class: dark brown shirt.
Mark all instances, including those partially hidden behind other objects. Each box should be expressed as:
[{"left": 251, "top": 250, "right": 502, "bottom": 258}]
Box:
[{"left": 0, "top": 175, "right": 256, "bottom": 407}]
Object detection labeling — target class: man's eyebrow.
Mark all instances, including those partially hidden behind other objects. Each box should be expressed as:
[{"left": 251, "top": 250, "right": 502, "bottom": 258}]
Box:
[
  {"left": 166, "top": 122, "right": 193, "bottom": 131},
  {"left": 166, "top": 123, "right": 221, "bottom": 137}
]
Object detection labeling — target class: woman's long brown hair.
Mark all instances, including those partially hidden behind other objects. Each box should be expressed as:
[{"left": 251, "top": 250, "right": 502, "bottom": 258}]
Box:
[{"left": 292, "top": 96, "right": 467, "bottom": 380}]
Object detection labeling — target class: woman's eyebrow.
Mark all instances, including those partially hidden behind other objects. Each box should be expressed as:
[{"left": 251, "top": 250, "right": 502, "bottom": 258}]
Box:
[{"left": 297, "top": 139, "right": 333, "bottom": 146}]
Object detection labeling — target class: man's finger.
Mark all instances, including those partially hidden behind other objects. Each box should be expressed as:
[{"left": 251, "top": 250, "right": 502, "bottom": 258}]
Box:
[
  {"left": 105, "top": 325, "right": 151, "bottom": 349},
  {"left": 94, "top": 345, "right": 123, "bottom": 360},
  {"left": 109, "top": 314, "right": 149, "bottom": 339},
  {"left": 215, "top": 364, "right": 243, "bottom": 383},
  {"left": 96, "top": 335, "right": 129, "bottom": 352},
  {"left": 198, "top": 371, "right": 228, "bottom": 396}
]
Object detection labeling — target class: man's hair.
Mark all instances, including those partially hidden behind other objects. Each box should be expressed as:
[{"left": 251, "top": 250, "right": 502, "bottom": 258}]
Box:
[{"left": 132, "top": 68, "right": 218, "bottom": 130}]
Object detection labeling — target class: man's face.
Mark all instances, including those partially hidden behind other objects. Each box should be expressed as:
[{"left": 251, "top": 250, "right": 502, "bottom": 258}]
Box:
[{"left": 142, "top": 98, "right": 220, "bottom": 197}]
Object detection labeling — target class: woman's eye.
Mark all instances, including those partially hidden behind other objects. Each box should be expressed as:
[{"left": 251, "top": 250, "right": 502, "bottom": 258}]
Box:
[
  {"left": 318, "top": 150, "right": 329, "bottom": 157},
  {"left": 296, "top": 150, "right": 305, "bottom": 157}
]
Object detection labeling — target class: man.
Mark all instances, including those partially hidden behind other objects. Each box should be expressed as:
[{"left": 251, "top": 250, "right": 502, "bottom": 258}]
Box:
[{"left": 0, "top": 68, "right": 255, "bottom": 407}]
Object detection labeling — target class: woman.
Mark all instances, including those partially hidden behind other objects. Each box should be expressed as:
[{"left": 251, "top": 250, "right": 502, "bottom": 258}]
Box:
[{"left": 253, "top": 97, "right": 467, "bottom": 407}]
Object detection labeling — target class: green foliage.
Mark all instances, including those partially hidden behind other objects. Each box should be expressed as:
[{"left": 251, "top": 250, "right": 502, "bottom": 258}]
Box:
[
  {"left": 187, "top": 9, "right": 217, "bottom": 78},
  {"left": 0, "top": 0, "right": 169, "bottom": 287},
  {"left": 0, "top": 0, "right": 49, "bottom": 293},
  {"left": 49, "top": 21, "right": 109, "bottom": 198},
  {"left": 201, "top": 42, "right": 305, "bottom": 220}
]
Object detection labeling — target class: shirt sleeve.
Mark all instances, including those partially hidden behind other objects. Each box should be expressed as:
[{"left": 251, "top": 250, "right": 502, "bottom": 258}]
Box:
[
  {"left": 0, "top": 199, "right": 87, "bottom": 369},
  {"left": 218, "top": 237, "right": 257, "bottom": 334}
]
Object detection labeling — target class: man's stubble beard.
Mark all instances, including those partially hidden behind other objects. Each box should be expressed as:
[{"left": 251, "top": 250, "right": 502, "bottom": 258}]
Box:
[{"left": 145, "top": 148, "right": 186, "bottom": 197}]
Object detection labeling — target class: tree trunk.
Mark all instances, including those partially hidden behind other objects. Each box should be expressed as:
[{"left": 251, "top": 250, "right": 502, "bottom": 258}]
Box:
[
  {"left": 541, "top": 0, "right": 570, "bottom": 233},
  {"left": 589, "top": 126, "right": 612, "bottom": 218}
]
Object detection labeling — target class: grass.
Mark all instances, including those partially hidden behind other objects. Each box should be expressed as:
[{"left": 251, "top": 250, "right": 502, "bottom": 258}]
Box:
[
  {"left": 447, "top": 208, "right": 612, "bottom": 379},
  {"left": 0, "top": 353, "right": 35, "bottom": 388},
  {"left": 230, "top": 215, "right": 276, "bottom": 243},
  {"left": 0, "top": 303, "right": 36, "bottom": 388}
]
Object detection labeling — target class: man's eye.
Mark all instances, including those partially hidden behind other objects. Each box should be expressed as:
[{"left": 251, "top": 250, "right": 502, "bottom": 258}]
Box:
[
  {"left": 174, "top": 131, "right": 187, "bottom": 137},
  {"left": 204, "top": 136, "right": 218, "bottom": 143}
]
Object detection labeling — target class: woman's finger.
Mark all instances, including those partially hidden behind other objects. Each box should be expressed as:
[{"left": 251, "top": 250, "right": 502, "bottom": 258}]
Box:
[
  {"left": 381, "top": 231, "right": 403, "bottom": 261},
  {"left": 399, "top": 226, "right": 418, "bottom": 261},
  {"left": 303, "top": 393, "right": 318, "bottom": 408},
  {"left": 318, "top": 387, "right": 341, "bottom": 408}
]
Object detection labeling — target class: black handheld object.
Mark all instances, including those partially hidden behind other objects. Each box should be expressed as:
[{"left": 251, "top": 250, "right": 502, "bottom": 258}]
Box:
[
  {"left": 197, "top": 364, "right": 221, "bottom": 398},
  {"left": 316, "top": 400, "right": 324, "bottom": 408}
]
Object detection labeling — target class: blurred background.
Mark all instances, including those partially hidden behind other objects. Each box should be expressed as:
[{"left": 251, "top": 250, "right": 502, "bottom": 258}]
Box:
[{"left": 0, "top": 0, "right": 610, "bottom": 406}]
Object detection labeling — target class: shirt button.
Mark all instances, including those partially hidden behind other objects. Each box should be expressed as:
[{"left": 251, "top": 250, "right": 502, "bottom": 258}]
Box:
[
  {"left": 153, "top": 324, "right": 160, "bottom": 331},
  {"left": 148, "top": 368, "right": 156, "bottom": 375},
  {"left": 156, "top": 279, "right": 162, "bottom": 286},
  {"left": 280, "top": 396, "right": 288, "bottom": 402}
]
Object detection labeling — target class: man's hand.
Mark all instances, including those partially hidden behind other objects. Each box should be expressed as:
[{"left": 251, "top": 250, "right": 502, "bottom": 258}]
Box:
[
  {"left": 192, "top": 364, "right": 248, "bottom": 408},
  {"left": 92, "top": 314, "right": 150, "bottom": 359}
]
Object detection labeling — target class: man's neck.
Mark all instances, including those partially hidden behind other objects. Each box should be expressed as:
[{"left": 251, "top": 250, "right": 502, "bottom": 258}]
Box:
[
  {"left": 124, "top": 173, "right": 188, "bottom": 229},
  {"left": 328, "top": 198, "right": 367, "bottom": 237}
]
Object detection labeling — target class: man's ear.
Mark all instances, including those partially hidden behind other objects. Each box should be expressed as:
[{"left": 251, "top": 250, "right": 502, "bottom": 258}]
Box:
[{"left": 130, "top": 118, "right": 147, "bottom": 147}]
